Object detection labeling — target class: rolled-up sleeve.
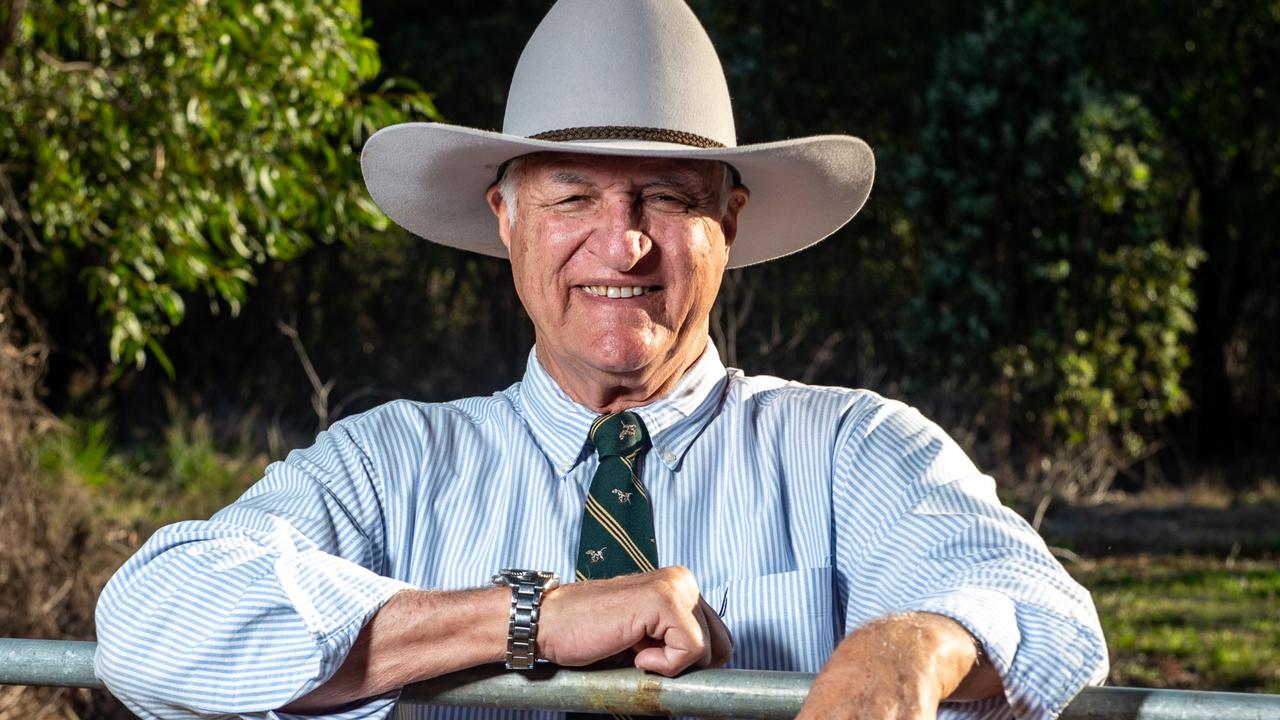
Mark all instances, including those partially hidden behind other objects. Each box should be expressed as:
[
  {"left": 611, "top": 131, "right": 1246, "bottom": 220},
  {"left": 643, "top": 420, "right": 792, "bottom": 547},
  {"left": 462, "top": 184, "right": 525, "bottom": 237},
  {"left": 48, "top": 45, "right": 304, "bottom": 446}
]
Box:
[
  {"left": 95, "top": 415, "right": 415, "bottom": 720},
  {"left": 832, "top": 398, "right": 1108, "bottom": 720}
]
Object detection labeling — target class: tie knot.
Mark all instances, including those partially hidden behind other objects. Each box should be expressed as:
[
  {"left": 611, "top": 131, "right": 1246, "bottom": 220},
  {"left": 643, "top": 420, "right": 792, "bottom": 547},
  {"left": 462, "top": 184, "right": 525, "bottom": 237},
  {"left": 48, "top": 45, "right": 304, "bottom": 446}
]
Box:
[{"left": 589, "top": 411, "right": 649, "bottom": 458}]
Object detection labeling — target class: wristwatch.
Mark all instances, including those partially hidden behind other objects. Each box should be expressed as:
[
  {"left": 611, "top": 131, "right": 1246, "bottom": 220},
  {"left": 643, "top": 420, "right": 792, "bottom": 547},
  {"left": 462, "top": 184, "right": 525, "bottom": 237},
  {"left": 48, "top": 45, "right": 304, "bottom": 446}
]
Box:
[{"left": 492, "top": 569, "right": 560, "bottom": 670}]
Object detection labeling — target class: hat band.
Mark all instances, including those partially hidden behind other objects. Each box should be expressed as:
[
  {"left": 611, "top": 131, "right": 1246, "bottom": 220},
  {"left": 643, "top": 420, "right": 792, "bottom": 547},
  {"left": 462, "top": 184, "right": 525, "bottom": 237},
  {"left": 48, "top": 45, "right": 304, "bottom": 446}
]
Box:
[{"left": 528, "top": 125, "right": 727, "bottom": 149}]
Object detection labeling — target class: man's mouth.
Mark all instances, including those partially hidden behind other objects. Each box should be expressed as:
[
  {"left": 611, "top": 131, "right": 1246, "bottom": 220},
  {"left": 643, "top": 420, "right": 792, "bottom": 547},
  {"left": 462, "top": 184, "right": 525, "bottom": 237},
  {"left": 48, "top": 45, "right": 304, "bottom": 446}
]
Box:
[{"left": 578, "top": 285, "right": 658, "bottom": 298}]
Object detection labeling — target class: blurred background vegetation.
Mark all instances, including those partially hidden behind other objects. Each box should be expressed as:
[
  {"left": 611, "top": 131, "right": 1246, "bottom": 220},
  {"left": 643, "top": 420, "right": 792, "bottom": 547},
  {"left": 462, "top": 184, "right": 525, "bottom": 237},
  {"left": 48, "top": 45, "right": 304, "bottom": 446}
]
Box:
[{"left": 1, "top": 0, "right": 1277, "bottom": 717}]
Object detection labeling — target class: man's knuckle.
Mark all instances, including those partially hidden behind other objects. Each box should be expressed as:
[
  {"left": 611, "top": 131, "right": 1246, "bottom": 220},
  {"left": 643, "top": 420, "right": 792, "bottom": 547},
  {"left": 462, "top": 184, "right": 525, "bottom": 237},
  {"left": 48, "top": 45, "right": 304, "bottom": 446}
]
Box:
[{"left": 658, "top": 564, "right": 695, "bottom": 588}]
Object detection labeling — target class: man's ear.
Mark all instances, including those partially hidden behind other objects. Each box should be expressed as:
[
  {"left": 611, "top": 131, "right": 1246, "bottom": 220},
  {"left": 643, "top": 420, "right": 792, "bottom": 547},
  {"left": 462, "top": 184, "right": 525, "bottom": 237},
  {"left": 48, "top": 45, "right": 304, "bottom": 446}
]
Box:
[
  {"left": 720, "top": 186, "right": 750, "bottom": 249},
  {"left": 486, "top": 183, "right": 513, "bottom": 250}
]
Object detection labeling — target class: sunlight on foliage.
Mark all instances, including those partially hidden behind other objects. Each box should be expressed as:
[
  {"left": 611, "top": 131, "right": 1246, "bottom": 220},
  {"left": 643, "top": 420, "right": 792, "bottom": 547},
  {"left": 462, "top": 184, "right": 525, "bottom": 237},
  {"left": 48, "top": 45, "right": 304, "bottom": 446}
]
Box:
[{"left": 0, "top": 0, "right": 438, "bottom": 370}]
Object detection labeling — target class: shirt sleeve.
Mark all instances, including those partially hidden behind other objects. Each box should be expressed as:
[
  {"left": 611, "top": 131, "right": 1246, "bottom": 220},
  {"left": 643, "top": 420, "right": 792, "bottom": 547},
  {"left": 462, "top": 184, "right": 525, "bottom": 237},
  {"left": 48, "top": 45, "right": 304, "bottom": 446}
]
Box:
[
  {"left": 94, "top": 412, "right": 416, "bottom": 720},
  {"left": 832, "top": 396, "right": 1109, "bottom": 720}
]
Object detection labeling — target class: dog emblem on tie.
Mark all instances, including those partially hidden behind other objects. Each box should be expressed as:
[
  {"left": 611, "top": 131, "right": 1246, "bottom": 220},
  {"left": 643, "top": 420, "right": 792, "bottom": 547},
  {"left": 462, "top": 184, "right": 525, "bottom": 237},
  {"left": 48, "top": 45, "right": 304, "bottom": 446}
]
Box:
[
  {"left": 612, "top": 488, "right": 632, "bottom": 504},
  {"left": 619, "top": 422, "right": 638, "bottom": 441},
  {"left": 586, "top": 548, "right": 605, "bottom": 563}
]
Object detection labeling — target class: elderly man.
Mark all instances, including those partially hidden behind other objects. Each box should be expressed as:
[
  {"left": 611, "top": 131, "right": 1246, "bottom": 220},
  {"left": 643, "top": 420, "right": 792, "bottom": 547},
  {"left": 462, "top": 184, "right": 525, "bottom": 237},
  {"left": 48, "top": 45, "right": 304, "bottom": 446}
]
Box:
[{"left": 95, "top": 1, "right": 1108, "bottom": 719}]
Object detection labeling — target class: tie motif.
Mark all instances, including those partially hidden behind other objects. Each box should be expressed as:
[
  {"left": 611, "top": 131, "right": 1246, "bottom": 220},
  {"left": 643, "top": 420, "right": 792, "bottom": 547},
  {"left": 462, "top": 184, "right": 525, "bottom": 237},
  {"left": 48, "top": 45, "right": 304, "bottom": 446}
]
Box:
[{"left": 576, "top": 411, "right": 658, "bottom": 581}]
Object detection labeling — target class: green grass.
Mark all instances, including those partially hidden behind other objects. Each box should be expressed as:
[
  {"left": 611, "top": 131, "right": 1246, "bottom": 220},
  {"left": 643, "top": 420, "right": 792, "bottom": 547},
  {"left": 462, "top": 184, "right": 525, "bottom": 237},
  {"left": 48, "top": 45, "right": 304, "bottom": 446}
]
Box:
[
  {"left": 31, "top": 414, "right": 267, "bottom": 530},
  {"left": 1070, "top": 556, "right": 1280, "bottom": 692}
]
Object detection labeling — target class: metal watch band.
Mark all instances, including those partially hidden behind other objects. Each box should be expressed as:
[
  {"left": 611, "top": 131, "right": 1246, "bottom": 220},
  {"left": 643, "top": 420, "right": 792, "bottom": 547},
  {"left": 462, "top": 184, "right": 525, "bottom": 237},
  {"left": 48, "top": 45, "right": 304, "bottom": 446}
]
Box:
[{"left": 492, "top": 569, "right": 560, "bottom": 670}]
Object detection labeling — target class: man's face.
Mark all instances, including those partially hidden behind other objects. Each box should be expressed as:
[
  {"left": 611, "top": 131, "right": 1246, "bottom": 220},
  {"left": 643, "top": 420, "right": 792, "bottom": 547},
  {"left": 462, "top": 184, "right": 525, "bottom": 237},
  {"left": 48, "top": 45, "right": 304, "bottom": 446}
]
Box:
[{"left": 488, "top": 152, "right": 747, "bottom": 393}]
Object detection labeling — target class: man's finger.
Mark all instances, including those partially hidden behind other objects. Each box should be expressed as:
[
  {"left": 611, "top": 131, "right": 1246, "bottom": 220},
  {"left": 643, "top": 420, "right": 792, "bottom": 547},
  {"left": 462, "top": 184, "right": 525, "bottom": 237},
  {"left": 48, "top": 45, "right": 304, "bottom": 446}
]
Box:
[
  {"left": 691, "top": 595, "right": 714, "bottom": 668},
  {"left": 698, "top": 595, "right": 734, "bottom": 667}
]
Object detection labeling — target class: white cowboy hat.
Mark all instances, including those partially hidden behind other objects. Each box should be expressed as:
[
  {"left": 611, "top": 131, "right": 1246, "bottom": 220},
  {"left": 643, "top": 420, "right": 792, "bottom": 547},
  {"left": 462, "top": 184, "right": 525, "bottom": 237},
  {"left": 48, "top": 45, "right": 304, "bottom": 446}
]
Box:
[{"left": 360, "top": 0, "right": 875, "bottom": 269}]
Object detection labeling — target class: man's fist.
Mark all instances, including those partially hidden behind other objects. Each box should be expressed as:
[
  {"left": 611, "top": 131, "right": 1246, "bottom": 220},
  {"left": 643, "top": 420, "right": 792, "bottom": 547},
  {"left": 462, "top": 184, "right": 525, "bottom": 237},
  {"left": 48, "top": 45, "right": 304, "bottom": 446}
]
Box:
[
  {"left": 795, "top": 612, "right": 1003, "bottom": 720},
  {"left": 537, "top": 565, "right": 733, "bottom": 676}
]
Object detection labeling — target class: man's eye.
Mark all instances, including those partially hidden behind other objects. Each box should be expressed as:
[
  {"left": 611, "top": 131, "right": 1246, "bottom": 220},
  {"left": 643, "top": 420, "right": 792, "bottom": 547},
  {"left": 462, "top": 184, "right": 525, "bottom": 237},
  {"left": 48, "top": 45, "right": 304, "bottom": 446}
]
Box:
[
  {"left": 646, "top": 193, "right": 691, "bottom": 207},
  {"left": 557, "top": 195, "right": 589, "bottom": 206}
]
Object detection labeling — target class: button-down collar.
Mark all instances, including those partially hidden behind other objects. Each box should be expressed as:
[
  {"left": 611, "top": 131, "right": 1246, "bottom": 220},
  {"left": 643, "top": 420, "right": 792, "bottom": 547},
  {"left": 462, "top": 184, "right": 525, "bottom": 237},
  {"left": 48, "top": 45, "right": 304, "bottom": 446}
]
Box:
[{"left": 512, "top": 339, "right": 730, "bottom": 477}]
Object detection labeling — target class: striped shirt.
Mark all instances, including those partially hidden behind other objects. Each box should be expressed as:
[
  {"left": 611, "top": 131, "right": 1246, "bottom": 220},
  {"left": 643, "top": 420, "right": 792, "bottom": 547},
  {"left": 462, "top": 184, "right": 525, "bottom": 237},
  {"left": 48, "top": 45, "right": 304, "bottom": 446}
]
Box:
[{"left": 95, "top": 340, "right": 1108, "bottom": 720}]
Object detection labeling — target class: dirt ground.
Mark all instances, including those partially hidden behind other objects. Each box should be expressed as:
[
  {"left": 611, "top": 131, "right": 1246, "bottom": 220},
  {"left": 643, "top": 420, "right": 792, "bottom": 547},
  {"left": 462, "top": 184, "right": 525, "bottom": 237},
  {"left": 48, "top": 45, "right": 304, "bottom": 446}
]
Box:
[{"left": 1038, "top": 494, "right": 1280, "bottom": 558}]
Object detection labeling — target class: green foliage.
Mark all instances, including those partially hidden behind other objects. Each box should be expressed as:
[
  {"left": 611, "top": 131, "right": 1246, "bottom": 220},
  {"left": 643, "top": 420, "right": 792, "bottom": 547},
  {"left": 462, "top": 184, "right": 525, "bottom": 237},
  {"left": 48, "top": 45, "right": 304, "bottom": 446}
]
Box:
[
  {"left": 901, "top": 1, "right": 1201, "bottom": 461},
  {"left": 0, "top": 0, "right": 437, "bottom": 369},
  {"left": 34, "top": 418, "right": 127, "bottom": 489},
  {"left": 1077, "top": 0, "right": 1280, "bottom": 453}
]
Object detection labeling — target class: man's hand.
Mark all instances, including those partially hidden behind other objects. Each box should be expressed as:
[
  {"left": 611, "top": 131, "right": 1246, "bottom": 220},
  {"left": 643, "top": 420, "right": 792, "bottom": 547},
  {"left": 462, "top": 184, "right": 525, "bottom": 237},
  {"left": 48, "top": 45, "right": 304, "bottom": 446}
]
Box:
[
  {"left": 796, "top": 612, "right": 1004, "bottom": 720},
  {"left": 539, "top": 565, "right": 733, "bottom": 676}
]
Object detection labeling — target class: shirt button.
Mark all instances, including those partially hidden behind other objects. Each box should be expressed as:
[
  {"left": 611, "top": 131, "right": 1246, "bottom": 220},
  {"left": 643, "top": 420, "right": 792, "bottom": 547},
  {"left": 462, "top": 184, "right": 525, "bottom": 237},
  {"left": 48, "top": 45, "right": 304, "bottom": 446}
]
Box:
[{"left": 661, "top": 451, "right": 677, "bottom": 464}]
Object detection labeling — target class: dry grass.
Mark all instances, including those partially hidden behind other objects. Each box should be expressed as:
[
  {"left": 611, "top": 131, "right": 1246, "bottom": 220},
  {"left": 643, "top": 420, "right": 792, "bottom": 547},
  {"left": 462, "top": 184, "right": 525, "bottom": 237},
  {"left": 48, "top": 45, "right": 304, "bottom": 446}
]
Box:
[{"left": 0, "top": 290, "right": 127, "bottom": 719}]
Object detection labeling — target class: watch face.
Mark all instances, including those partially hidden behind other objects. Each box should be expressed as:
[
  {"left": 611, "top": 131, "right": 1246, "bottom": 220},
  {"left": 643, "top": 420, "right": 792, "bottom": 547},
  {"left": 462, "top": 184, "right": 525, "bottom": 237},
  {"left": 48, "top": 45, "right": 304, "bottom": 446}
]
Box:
[{"left": 494, "top": 569, "right": 560, "bottom": 587}]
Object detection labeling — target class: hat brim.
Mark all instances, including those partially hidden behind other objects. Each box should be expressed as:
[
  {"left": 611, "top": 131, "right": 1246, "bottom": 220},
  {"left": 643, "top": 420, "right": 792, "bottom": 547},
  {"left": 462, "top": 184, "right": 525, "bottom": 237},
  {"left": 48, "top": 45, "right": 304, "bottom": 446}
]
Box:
[{"left": 360, "top": 123, "right": 874, "bottom": 269}]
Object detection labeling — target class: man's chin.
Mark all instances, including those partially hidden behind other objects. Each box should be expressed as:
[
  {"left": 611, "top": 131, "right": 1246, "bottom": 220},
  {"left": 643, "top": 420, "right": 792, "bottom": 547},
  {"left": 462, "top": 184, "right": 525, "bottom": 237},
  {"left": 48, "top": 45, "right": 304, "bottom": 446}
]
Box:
[{"left": 582, "top": 353, "right": 657, "bottom": 377}]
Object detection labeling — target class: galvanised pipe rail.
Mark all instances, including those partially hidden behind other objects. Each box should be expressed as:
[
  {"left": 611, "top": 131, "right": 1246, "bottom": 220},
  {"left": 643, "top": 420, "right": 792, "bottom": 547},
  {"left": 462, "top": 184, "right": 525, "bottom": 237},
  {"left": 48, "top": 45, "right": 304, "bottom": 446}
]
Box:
[{"left": 3, "top": 639, "right": 1280, "bottom": 720}]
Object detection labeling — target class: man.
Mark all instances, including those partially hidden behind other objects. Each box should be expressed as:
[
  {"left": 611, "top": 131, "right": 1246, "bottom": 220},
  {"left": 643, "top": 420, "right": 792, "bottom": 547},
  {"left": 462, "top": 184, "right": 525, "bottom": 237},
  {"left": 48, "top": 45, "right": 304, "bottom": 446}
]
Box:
[{"left": 95, "top": 1, "right": 1108, "bottom": 719}]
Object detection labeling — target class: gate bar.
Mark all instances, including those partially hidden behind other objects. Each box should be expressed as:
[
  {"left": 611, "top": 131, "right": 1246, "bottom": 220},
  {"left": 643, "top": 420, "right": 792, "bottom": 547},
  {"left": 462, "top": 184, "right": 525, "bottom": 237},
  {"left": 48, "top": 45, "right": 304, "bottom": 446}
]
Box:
[{"left": 3, "top": 639, "right": 1279, "bottom": 720}]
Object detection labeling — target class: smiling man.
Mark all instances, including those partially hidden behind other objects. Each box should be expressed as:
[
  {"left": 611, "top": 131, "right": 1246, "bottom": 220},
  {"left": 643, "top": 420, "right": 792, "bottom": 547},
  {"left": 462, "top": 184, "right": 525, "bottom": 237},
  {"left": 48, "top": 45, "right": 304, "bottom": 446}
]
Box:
[
  {"left": 492, "top": 155, "right": 745, "bottom": 411},
  {"left": 95, "top": 2, "right": 1107, "bottom": 719}
]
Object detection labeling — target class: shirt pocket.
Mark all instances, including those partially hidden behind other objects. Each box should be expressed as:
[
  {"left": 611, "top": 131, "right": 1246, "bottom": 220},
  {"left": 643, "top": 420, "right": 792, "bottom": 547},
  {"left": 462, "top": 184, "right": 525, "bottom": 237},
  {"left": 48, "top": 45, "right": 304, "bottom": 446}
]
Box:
[{"left": 714, "top": 565, "right": 836, "bottom": 672}]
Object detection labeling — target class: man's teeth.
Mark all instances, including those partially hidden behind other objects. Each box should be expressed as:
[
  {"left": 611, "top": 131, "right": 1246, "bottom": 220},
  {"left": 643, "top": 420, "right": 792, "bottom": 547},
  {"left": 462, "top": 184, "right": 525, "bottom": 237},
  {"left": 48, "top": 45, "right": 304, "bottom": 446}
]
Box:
[{"left": 581, "top": 285, "right": 652, "bottom": 298}]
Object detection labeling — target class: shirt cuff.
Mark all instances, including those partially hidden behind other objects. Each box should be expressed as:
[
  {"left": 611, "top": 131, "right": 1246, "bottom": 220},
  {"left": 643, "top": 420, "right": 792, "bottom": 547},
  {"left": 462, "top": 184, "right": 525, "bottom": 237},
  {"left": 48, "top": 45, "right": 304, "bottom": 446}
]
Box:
[
  {"left": 274, "top": 549, "right": 416, "bottom": 701},
  {"left": 897, "top": 588, "right": 1107, "bottom": 720}
]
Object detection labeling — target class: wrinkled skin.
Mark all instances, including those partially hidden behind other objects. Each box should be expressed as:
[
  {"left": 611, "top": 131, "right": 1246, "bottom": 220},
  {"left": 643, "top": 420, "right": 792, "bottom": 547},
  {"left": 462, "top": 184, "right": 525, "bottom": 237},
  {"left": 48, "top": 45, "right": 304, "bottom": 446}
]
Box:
[{"left": 486, "top": 152, "right": 748, "bottom": 413}]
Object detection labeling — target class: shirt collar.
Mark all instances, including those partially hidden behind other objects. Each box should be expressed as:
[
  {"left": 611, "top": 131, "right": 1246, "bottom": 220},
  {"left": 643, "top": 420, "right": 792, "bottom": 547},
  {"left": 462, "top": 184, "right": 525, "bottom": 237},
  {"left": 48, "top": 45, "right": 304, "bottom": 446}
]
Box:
[{"left": 511, "top": 339, "right": 729, "bottom": 478}]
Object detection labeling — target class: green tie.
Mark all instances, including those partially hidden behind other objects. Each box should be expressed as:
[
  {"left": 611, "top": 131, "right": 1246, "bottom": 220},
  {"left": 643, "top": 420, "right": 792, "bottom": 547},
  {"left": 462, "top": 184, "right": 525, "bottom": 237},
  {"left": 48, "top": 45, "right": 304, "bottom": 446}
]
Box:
[
  {"left": 576, "top": 411, "right": 659, "bottom": 581},
  {"left": 571, "top": 412, "right": 659, "bottom": 719}
]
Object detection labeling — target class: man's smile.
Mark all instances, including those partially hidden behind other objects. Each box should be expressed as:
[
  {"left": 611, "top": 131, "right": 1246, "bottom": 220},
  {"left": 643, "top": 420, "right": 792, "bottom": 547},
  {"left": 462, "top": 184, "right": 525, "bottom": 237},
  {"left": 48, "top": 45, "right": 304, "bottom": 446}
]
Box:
[{"left": 576, "top": 284, "right": 660, "bottom": 298}]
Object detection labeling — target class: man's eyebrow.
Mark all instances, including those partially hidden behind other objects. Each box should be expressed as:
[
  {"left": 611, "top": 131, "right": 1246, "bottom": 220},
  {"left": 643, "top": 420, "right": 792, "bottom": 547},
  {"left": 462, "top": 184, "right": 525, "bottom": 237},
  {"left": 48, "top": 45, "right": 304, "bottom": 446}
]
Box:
[
  {"left": 648, "top": 171, "right": 710, "bottom": 190},
  {"left": 547, "top": 170, "right": 593, "bottom": 185}
]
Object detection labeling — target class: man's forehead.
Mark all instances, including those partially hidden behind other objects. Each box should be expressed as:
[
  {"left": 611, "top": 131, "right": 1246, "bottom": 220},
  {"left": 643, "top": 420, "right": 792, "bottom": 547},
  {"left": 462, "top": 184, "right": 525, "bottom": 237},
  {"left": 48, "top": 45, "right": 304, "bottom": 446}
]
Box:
[{"left": 515, "top": 151, "right": 720, "bottom": 187}]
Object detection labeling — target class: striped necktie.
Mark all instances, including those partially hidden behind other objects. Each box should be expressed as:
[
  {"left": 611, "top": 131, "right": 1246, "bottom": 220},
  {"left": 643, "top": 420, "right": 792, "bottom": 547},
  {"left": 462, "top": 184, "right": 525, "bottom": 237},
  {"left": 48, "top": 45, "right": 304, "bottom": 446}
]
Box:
[
  {"left": 576, "top": 411, "right": 658, "bottom": 581},
  {"left": 572, "top": 411, "right": 659, "bottom": 720}
]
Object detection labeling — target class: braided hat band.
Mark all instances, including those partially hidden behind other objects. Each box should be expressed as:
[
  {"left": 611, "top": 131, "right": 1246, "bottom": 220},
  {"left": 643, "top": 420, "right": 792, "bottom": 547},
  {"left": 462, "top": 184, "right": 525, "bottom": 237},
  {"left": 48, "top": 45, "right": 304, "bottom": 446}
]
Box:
[{"left": 529, "top": 126, "right": 727, "bottom": 150}]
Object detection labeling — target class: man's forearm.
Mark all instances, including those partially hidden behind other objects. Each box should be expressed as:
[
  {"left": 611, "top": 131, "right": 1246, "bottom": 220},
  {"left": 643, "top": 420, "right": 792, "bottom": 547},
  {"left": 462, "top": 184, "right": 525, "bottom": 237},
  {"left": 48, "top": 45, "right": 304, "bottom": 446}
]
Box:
[
  {"left": 282, "top": 586, "right": 509, "bottom": 714},
  {"left": 797, "top": 612, "right": 1003, "bottom": 719},
  {"left": 282, "top": 566, "right": 733, "bottom": 715}
]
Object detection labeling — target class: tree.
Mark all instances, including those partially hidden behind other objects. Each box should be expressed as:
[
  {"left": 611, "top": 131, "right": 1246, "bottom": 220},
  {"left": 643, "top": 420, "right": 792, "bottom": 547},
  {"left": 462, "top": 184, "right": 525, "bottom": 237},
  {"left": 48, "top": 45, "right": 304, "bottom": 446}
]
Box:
[
  {"left": 901, "top": 2, "right": 1201, "bottom": 491},
  {"left": 0, "top": 0, "right": 437, "bottom": 372},
  {"left": 1076, "top": 0, "right": 1280, "bottom": 457}
]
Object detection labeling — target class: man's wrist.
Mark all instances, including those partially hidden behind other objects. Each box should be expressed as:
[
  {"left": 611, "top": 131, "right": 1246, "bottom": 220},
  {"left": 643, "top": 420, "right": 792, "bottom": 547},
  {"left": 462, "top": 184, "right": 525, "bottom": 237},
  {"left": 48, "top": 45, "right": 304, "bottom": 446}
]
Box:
[{"left": 492, "top": 569, "right": 561, "bottom": 669}]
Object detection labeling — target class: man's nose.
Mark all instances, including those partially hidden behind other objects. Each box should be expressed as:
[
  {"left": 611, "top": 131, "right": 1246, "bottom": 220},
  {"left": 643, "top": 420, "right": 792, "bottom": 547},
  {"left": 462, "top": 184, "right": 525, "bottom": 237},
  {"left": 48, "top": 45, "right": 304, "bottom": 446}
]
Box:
[{"left": 589, "top": 197, "right": 652, "bottom": 271}]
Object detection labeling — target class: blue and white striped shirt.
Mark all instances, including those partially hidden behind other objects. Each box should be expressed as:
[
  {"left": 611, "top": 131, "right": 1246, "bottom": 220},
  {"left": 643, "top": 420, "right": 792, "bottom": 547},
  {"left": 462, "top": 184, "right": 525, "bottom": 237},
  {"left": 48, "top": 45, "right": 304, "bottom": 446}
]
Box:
[{"left": 95, "top": 341, "right": 1107, "bottom": 720}]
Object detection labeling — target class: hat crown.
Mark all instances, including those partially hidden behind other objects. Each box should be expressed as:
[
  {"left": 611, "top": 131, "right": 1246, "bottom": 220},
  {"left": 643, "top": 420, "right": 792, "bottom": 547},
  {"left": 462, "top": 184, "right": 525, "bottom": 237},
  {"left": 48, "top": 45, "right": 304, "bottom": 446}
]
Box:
[{"left": 503, "top": 0, "right": 737, "bottom": 148}]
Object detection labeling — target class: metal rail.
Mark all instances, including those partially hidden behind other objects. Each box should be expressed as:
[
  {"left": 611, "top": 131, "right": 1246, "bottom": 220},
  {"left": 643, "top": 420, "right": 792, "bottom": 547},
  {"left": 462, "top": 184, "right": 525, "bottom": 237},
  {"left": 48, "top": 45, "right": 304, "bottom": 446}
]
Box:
[{"left": 3, "top": 639, "right": 1280, "bottom": 719}]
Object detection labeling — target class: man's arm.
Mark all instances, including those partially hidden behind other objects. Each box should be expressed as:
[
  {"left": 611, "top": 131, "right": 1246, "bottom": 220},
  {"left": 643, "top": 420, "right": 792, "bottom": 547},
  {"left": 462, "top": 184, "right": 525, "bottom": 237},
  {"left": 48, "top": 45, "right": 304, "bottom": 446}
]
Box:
[
  {"left": 94, "top": 417, "right": 418, "bottom": 720},
  {"left": 98, "top": 405, "right": 731, "bottom": 720},
  {"left": 798, "top": 612, "right": 1003, "bottom": 720},
  {"left": 816, "top": 396, "right": 1108, "bottom": 720},
  {"left": 284, "top": 566, "right": 733, "bottom": 714}
]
